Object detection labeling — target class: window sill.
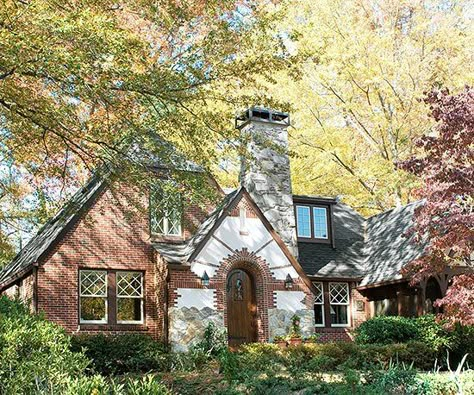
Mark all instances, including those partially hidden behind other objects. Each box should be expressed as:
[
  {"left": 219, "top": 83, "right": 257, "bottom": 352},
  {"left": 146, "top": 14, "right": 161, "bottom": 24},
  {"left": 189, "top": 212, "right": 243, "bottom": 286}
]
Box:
[
  {"left": 330, "top": 324, "right": 350, "bottom": 328},
  {"left": 297, "top": 238, "right": 331, "bottom": 245},
  {"left": 151, "top": 234, "right": 184, "bottom": 243},
  {"left": 79, "top": 323, "right": 149, "bottom": 332}
]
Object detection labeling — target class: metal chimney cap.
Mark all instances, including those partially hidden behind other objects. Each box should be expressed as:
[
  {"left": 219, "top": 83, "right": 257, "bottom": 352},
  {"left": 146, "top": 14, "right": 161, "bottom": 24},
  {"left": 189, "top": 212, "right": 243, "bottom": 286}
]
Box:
[{"left": 235, "top": 106, "right": 290, "bottom": 129}]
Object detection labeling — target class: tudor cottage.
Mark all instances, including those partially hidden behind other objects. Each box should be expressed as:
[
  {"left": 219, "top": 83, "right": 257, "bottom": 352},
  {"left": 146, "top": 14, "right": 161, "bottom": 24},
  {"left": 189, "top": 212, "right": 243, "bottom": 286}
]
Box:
[{"left": 0, "top": 108, "right": 454, "bottom": 350}]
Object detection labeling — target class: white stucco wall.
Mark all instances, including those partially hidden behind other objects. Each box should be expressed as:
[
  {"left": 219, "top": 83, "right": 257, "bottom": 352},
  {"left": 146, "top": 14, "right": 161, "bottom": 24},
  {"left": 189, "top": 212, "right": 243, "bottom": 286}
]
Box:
[
  {"left": 175, "top": 288, "right": 216, "bottom": 310},
  {"left": 191, "top": 215, "right": 299, "bottom": 281},
  {"left": 273, "top": 290, "right": 307, "bottom": 312}
]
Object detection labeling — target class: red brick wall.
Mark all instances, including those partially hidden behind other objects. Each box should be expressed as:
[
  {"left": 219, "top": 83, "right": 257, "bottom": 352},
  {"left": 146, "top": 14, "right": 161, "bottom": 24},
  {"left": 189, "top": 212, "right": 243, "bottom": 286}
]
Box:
[
  {"left": 2, "top": 273, "right": 35, "bottom": 312},
  {"left": 34, "top": 182, "right": 216, "bottom": 340}
]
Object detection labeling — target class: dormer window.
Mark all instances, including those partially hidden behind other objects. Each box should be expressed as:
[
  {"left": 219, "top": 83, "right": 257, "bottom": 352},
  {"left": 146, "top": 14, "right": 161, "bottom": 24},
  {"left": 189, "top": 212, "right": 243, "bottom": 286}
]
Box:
[
  {"left": 150, "top": 180, "right": 182, "bottom": 236},
  {"left": 294, "top": 197, "right": 334, "bottom": 244}
]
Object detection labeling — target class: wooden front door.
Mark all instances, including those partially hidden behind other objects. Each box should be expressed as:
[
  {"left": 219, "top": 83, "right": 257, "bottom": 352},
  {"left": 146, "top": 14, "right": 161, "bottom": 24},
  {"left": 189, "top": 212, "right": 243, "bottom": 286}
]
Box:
[{"left": 226, "top": 269, "right": 257, "bottom": 346}]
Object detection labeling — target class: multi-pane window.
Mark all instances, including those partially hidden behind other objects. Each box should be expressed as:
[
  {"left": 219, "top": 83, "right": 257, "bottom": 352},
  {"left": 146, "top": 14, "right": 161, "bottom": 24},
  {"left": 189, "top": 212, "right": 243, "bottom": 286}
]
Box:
[
  {"left": 313, "top": 282, "right": 324, "bottom": 326},
  {"left": 313, "top": 207, "right": 328, "bottom": 239},
  {"left": 296, "top": 206, "right": 311, "bottom": 238},
  {"left": 150, "top": 181, "right": 182, "bottom": 236},
  {"left": 80, "top": 270, "right": 107, "bottom": 323},
  {"left": 295, "top": 204, "right": 330, "bottom": 241},
  {"left": 329, "top": 282, "right": 350, "bottom": 326},
  {"left": 79, "top": 270, "right": 144, "bottom": 325},
  {"left": 117, "top": 272, "right": 144, "bottom": 323}
]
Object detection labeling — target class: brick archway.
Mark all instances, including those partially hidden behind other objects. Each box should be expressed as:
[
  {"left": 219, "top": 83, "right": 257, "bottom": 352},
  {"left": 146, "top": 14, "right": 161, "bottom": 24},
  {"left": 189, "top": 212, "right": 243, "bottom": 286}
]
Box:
[{"left": 213, "top": 248, "right": 273, "bottom": 342}]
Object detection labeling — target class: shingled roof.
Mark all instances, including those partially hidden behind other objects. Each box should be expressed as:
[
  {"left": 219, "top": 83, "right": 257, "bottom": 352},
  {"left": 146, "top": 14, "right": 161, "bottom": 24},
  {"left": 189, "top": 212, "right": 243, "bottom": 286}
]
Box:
[
  {"left": 297, "top": 198, "right": 424, "bottom": 287},
  {"left": 297, "top": 203, "right": 366, "bottom": 279},
  {"left": 0, "top": 176, "right": 105, "bottom": 289},
  {"left": 359, "top": 201, "right": 425, "bottom": 287},
  {"left": 153, "top": 188, "right": 241, "bottom": 264}
]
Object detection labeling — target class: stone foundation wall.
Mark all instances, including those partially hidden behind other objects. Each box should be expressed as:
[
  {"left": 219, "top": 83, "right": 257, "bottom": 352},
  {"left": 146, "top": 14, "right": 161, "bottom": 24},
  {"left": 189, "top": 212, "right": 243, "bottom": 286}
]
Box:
[
  {"left": 268, "top": 308, "right": 314, "bottom": 340},
  {"left": 169, "top": 307, "right": 224, "bottom": 352}
]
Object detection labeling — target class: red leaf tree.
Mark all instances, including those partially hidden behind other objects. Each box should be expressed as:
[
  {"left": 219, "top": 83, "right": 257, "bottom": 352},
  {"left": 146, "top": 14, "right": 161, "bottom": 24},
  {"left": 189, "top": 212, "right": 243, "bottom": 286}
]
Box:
[{"left": 399, "top": 87, "right": 474, "bottom": 326}]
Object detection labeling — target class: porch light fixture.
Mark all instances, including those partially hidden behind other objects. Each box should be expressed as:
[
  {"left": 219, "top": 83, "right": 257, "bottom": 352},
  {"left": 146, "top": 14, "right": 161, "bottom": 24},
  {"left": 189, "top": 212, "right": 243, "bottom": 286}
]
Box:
[
  {"left": 201, "top": 271, "right": 210, "bottom": 287},
  {"left": 285, "top": 274, "right": 294, "bottom": 289}
]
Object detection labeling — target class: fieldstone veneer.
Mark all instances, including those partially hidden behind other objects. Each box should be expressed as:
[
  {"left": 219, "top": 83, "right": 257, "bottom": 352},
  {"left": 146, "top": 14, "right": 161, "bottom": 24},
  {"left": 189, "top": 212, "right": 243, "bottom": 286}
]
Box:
[
  {"left": 169, "top": 307, "right": 224, "bottom": 352},
  {"left": 239, "top": 121, "right": 299, "bottom": 258}
]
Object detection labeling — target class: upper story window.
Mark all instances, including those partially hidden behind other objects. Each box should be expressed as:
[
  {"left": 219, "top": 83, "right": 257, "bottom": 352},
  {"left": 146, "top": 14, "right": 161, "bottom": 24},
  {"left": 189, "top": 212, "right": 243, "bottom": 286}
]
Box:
[
  {"left": 295, "top": 203, "right": 331, "bottom": 242},
  {"left": 150, "top": 180, "right": 182, "bottom": 236}
]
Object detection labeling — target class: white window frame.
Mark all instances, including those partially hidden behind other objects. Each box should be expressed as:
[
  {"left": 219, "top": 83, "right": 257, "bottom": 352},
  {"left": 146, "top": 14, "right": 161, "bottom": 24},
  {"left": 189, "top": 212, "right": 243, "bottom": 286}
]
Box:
[
  {"left": 116, "top": 271, "right": 144, "bottom": 324},
  {"left": 296, "top": 205, "right": 311, "bottom": 238},
  {"left": 329, "top": 282, "right": 350, "bottom": 328},
  {"left": 313, "top": 282, "right": 325, "bottom": 327},
  {"left": 312, "top": 207, "right": 329, "bottom": 239},
  {"left": 79, "top": 270, "right": 108, "bottom": 324},
  {"left": 150, "top": 181, "right": 182, "bottom": 236}
]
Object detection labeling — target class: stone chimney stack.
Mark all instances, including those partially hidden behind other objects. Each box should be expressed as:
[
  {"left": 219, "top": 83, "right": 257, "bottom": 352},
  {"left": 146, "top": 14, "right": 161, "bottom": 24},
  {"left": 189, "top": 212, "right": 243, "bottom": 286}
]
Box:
[{"left": 236, "top": 107, "right": 298, "bottom": 258}]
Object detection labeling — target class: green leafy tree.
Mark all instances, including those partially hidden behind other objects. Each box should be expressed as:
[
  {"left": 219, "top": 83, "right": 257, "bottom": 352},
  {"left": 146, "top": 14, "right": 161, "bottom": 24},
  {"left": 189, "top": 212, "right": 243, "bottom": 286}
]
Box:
[
  {"left": 0, "top": 0, "right": 287, "bottom": 258},
  {"left": 269, "top": 0, "right": 473, "bottom": 214}
]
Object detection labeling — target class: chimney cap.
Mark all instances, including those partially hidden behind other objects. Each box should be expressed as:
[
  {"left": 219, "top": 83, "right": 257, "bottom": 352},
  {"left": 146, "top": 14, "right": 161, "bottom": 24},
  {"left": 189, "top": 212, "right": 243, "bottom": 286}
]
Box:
[{"left": 235, "top": 106, "right": 290, "bottom": 129}]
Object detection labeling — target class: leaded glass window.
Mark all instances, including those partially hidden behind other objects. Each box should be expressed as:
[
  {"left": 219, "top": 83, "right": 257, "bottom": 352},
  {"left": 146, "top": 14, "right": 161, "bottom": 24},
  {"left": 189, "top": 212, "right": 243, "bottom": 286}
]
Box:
[
  {"left": 313, "top": 282, "right": 324, "bottom": 326},
  {"left": 150, "top": 181, "right": 182, "bottom": 236},
  {"left": 329, "top": 282, "right": 349, "bottom": 326},
  {"left": 80, "top": 270, "right": 107, "bottom": 323},
  {"left": 117, "top": 271, "right": 143, "bottom": 323}
]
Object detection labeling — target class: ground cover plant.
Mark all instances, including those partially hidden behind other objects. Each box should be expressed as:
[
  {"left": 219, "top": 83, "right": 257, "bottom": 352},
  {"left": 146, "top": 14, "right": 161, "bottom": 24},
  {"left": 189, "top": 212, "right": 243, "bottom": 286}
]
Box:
[{"left": 1, "top": 297, "right": 473, "bottom": 394}]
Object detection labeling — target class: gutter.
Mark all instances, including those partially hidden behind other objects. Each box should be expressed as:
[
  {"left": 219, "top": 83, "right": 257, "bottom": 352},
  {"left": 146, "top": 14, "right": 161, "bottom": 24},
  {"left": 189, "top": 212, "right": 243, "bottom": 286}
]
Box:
[{"left": 0, "top": 263, "right": 36, "bottom": 293}]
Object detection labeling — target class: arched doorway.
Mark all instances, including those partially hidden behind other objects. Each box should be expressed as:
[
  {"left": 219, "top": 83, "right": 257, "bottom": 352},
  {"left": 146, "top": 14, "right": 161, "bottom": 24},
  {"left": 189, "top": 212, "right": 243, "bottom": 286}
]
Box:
[{"left": 226, "top": 268, "right": 257, "bottom": 346}]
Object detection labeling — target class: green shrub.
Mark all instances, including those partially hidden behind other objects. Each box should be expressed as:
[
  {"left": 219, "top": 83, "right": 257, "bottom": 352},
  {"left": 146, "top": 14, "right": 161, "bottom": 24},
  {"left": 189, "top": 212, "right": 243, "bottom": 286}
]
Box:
[
  {"left": 418, "top": 370, "right": 474, "bottom": 395},
  {"left": 414, "top": 314, "right": 453, "bottom": 352},
  {"left": 191, "top": 321, "right": 227, "bottom": 357},
  {"left": 0, "top": 296, "right": 89, "bottom": 394},
  {"left": 355, "top": 316, "right": 419, "bottom": 345},
  {"left": 356, "top": 341, "right": 437, "bottom": 371},
  {"left": 63, "top": 374, "right": 170, "bottom": 394},
  {"left": 71, "top": 333, "right": 168, "bottom": 375}
]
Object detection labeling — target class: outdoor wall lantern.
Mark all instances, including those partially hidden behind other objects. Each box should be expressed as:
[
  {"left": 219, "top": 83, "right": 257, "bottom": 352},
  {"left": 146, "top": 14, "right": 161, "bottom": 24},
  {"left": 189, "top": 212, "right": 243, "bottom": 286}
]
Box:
[
  {"left": 285, "top": 273, "right": 294, "bottom": 289},
  {"left": 201, "top": 271, "right": 210, "bottom": 287}
]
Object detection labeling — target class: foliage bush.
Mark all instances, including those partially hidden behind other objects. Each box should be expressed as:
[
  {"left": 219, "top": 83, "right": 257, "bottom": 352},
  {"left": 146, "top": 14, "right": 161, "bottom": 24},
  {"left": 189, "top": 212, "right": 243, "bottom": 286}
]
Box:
[
  {"left": 355, "top": 314, "right": 474, "bottom": 368},
  {"left": 71, "top": 333, "right": 168, "bottom": 375},
  {"left": 355, "top": 315, "right": 419, "bottom": 345},
  {"left": 62, "top": 374, "right": 170, "bottom": 395},
  {"left": 0, "top": 296, "right": 89, "bottom": 394}
]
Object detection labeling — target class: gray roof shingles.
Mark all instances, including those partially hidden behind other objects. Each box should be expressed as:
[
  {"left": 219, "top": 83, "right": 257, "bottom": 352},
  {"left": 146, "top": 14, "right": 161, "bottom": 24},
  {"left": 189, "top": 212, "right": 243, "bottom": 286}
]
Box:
[
  {"left": 0, "top": 175, "right": 424, "bottom": 290},
  {"left": 360, "top": 201, "right": 424, "bottom": 287},
  {"left": 0, "top": 176, "right": 104, "bottom": 287},
  {"left": 297, "top": 203, "right": 366, "bottom": 279}
]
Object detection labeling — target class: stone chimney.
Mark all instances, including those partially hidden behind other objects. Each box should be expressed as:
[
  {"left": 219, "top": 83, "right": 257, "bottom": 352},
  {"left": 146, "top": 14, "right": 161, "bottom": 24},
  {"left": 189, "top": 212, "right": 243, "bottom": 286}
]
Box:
[{"left": 236, "top": 107, "right": 298, "bottom": 258}]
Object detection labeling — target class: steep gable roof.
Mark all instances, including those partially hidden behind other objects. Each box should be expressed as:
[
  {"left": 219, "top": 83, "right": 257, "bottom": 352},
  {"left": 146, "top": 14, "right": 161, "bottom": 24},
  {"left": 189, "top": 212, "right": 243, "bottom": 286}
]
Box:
[{"left": 0, "top": 176, "right": 105, "bottom": 290}]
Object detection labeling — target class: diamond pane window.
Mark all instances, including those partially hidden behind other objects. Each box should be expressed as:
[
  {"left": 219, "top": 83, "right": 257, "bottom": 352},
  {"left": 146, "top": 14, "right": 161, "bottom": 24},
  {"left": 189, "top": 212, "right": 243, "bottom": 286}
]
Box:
[
  {"left": 329, "top": 283, "right": 349, "bottom": 326},
  {"left": 313, "top": 282, "right": 324, "bottom": 326},
  {"left": 80, "top": 270, "right": 107, "bottom": 323},
  {"left": 313, "top": 207, "right": 328, "bottom": 239},
  {"left": 117, "top": 272, "right": 143, "bottom": 323},
  {"left": 150, "top": 181, "right": 182, "bottom": 236},
  {"left": 296, "top": 206, "right": 311, "bottom": 238}
]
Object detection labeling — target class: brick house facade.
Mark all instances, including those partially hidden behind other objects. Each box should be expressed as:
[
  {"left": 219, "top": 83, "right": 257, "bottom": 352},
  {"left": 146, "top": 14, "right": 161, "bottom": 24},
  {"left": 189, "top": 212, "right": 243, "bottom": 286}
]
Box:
[{"left": 0, "top": 107, "right": 449, "bottom": 349}]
